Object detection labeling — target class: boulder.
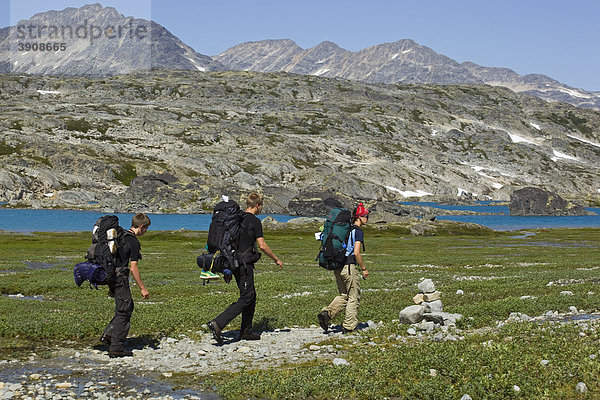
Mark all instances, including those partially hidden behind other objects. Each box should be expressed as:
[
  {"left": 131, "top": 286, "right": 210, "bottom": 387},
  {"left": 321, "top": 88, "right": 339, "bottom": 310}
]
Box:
[
  {"left": 412, "top": 293, "right": 425, "bottom": 304},
  {"left": 422, "top": 300, "right": 443, "bottom": 312},
  {"left": 427, "top": 311, "right": 462, "bottom": 326},
  {"left": 423, "top": 291, "right": 441, "bottom": 302},
  {"left": 418, "top": 279, "right": 436, "bottom": 293},
  {"left": 287, "top": 191, "right": 350, "bottom": 216},
  {"left": 509, "top": 187, "right": 591, "bottom": 216},
  {"left": 399, "top": 305, "right": 425, "bottom": 324}
]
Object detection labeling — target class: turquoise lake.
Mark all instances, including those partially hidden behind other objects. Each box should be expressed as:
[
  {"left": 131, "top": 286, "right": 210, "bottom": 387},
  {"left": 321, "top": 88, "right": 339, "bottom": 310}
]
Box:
[{"left": 0, "top": 204, "right": 598, "bottom": 232}]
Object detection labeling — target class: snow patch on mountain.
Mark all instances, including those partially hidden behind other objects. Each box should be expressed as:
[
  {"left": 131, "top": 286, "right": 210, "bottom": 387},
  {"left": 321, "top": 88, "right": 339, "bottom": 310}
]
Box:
[{"left": 385, "top": 186, "right": 433, "bottom": 197}]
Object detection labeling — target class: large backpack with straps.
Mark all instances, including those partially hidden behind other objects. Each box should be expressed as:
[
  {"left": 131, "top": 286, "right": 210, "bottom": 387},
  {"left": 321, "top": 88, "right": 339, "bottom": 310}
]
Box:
[
  {"left": 74, "top": 215, "right": 127, "bottom": 289},
  {"left": 197, "top": 200, "right": 245, "bottom": 274},
  {"left": 317, "top": 207, "right": 353, "bottom": 270}
]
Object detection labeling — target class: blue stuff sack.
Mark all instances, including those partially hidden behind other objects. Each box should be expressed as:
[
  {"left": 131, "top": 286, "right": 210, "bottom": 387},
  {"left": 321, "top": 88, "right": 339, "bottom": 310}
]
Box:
[{"left": 74, "top": 262, "right": 107, "bottom": 289}]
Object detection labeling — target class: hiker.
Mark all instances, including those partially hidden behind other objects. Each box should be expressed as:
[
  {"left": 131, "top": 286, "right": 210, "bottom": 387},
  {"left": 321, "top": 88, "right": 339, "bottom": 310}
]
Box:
[
  {"left": 101, "top": 213, "right": 151, "bottom": 358},
  {"left": 207, "top": 193, "right": 283, "bottom": 343},
  {"left": 318, "top": 203, "right": 369, "bottom": 333}
]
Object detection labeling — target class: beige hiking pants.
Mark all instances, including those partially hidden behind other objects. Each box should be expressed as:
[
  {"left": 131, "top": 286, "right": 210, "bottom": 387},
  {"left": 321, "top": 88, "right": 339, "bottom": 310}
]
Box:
[{"left": 322, "top": 264, "right": 361, "bottom": 331}]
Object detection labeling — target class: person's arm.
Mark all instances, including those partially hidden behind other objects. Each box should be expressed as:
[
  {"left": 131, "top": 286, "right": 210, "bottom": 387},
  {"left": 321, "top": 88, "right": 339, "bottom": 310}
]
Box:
[
  {"left": 130, "top": 260, "right": 149, "bottom": 299},
  {"left": 256, "top": 237, "right": 283, "bottom": 270},
  {"left": 354, "top": 240, "right": 369, "bottom": 279}
]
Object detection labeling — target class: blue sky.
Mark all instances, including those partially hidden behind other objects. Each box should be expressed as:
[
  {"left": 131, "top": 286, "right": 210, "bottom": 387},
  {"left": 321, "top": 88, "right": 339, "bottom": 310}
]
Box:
[{"left": 3, "top": 0, "right": 600, "bottom": 91}]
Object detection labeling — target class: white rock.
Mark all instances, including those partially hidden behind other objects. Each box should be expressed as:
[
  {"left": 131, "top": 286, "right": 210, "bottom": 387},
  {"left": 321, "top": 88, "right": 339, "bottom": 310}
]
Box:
[
  {"left": 55, "top": 382, "right": 72, "bottom": 389},
  {"left": 429, "top": 369, "right": 437, "bottom": 377},
  {"left": 407, "top": 328, "right": 417, "bottom": 336},
  {"left": 569, "top": 306, "right": 578, "bottom": 313},
  {"left": 418, "top": 279, "right": 435, "bottom": 293},
  {"left": 576, "top": 382, "right": 588, "bottom": 393},
  {"left": 332, "top": 358, "right": 350, "bottom": 366},
  {"left": 309, "top": 345, "right": 320, "bottom": 351},
  {"left": 399, "top": 305, "right": 425, "bottom": 324},
  {"left": 460, "top": 395, "right": 472, "bottom": 400},
  {"left": 513, "top": 385, "right": 521, "bottom": 393},
  {"left": 162, "top": 372, "right": 172, "bottom": 377},
  {"left": 29, "top": 374, "right": 41, "bottom": 380},
  {"left": 456, "top": 290, "right": 464, "bottom": 295},
  {"left": 560, "top": 291, "right": 574, "bottom": 296},
  {"left": 540, "top": 359, "right": 550, "bottom": 366}
]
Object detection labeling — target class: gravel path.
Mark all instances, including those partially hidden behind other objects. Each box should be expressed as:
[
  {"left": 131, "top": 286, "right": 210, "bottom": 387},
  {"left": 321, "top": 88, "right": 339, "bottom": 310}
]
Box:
[{"left": 0, "top": 325, "right": 363, "bottom": 399}]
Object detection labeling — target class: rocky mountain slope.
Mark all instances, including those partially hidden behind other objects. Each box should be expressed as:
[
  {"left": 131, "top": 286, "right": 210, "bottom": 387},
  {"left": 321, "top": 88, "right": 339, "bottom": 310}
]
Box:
[
  {"left": 1, "top": 69, "right": 599, "bottom": 213},
  {"left": 0, "top": 3, "right": 224, "bottom": 77},
  {"left": 215, "top": 39, "right": 600, "bottom": 111}
]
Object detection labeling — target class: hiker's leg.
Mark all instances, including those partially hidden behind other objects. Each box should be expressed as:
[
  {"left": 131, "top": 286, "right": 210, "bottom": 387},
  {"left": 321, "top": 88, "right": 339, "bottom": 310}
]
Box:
[
  {"left": 323, "top": 267, "right": 349, "bottom": 319},
  {"left": 343, "top": 266, "right": 361, "bottom": 331},
  {"left": 103, "top": 316, "right": 115, "bottom": 338},
  {"left": 214, "top": 265, "right": 254, "bottom": 330},
  {"left": 239, "top": 263, "right": 256, "bottom": 334},
  {"left": 109, "top": 277, "right": 133, "bottom": 352}
]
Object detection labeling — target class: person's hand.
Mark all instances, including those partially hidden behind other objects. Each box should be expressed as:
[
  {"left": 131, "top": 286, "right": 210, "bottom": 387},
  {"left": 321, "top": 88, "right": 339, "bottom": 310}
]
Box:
[
  {"left": 141, "top": 288, "right": 149, "bottom": 299},
  {"left": 361, "top": 269, "right": 369, "bottom": 279},
  {"left": 275, "top": 259, "right": 283, "bottom": 270}
]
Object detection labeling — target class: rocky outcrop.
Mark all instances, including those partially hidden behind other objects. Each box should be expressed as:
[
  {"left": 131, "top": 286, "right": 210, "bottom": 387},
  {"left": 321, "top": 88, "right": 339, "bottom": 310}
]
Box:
[
  {"left": 287, "top": 191, "right": 350, "bottom": 217},
  {"left": 1, "top": 70, "right": 599, "bottom": 212},
  {"left": 509, "top": 187, "right": 593, "bottom": 216}
]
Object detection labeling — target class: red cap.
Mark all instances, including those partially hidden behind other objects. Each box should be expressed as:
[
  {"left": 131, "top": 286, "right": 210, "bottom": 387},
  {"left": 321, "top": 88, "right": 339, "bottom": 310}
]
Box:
[{"left": 355, "top": 203, "right": 369, "bottom": 217}]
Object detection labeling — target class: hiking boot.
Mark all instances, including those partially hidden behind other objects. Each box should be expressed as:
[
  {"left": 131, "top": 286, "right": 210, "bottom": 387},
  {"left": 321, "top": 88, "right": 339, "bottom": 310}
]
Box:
[
  {"left": 207, "top": 320, "right": 223, "bottom": 344},
  {"left": 239, "top": 331, "right": 261, "bottom": 341},
  {"left": 341, "top": 327, "right": 354, "bottom": 334},
  {"left": 99, "top": 333, "right": 111, "bottom": 345},
  {"left": 109, "top": 350, "right": 133, "bottom": 358},
  {"left": 318, "top": 311, "right": 330, "bottom": 332}
]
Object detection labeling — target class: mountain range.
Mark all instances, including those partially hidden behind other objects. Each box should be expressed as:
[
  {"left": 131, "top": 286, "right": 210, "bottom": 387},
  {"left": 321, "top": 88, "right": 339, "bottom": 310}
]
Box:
[
  {"left": 215, "top": 39, "right": 600, "bottom": 111},
  {"left": 1, "top": 4, "right": 599, "bottom": 111}
]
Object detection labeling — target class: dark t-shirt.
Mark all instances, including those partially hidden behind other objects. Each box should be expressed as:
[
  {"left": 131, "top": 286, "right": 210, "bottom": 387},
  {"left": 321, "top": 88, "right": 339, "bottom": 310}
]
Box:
[
  {"left": 238, "top": 213, "right": 263, "bottom": 255},
  {"left": 117, "top": 231, "right": 141, "bottom": 272},
  {"left": 345, "top": 225, "right": 364, "bottom": 265}
]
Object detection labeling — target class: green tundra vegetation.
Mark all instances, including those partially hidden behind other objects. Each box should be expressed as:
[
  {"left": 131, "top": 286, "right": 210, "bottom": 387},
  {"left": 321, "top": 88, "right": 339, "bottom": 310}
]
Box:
[{"left": 0, "top": 224, "right": 599, "bottom": 399}]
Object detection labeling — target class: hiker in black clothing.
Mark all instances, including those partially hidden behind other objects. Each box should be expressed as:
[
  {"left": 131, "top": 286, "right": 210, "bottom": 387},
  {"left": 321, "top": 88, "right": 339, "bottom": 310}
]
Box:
[
  {"left": 101, "top": 213, "right": 151, "bottom": 358},
  {"left": 207, "top": 193, "right": 283, "bottom": 344}
]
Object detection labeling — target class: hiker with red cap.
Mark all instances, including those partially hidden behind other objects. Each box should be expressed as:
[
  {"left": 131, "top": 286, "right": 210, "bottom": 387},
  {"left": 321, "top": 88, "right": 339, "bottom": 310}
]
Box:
[{"left": 318, "top": 203, "right": 370, "bottom": 333}]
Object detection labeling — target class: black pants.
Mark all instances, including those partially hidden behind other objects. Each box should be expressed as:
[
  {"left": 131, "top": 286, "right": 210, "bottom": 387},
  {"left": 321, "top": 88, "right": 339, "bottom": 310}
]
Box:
[
  {"left": 103, "top": 275, "right": 134, "bottom": 352},
  {"left": 214, "top": 262, "right": 256, "bottom": 334}
]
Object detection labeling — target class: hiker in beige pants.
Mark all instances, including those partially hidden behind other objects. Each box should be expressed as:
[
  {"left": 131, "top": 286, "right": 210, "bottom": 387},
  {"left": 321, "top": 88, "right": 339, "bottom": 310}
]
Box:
[{"left": 319, "top": 203, "right": 370, "bottom": 333}]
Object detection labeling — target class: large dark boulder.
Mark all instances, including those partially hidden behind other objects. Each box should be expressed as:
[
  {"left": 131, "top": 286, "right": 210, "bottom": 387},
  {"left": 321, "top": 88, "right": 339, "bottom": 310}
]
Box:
[
  {"left": 509, "top": 187, "right": 590, "bottom": 216},
  {"left": 287, "top": 191, "right": 350, "bottom": 216}
]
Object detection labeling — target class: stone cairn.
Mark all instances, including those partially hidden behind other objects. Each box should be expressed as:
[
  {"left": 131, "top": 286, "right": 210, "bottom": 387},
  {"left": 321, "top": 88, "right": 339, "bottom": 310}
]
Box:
[{"left": 399, "top": 279, "right": 462, "bottom": 329}]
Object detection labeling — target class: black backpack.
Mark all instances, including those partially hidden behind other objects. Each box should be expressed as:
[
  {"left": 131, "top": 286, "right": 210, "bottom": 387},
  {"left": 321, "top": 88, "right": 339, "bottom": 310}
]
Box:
[
  {"left": 86, "top": 215, "right": 125, "bottom": 286},
  {"left": 198, "top": 200, "right": 245, "bottom": 273}
]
